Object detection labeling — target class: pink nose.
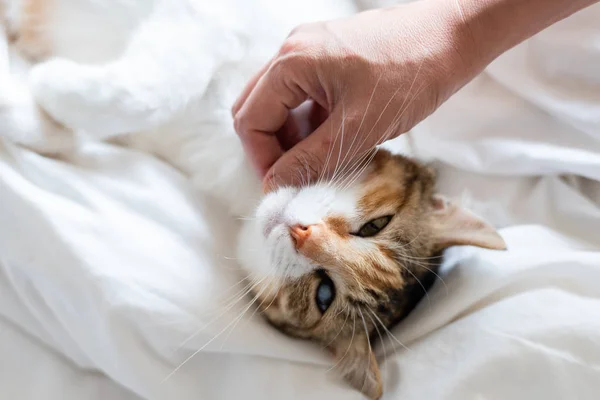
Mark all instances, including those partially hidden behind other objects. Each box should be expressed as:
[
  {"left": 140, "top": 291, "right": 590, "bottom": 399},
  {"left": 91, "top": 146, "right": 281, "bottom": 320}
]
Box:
[{"left": 289, "top": 224, "right": 312, "bottom": 249}]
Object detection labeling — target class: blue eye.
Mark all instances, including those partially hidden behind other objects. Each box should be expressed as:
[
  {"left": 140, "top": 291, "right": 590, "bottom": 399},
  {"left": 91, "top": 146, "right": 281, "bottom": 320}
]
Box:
[{"left": 315, "top": 271, "right": 336, "bottom": 314}]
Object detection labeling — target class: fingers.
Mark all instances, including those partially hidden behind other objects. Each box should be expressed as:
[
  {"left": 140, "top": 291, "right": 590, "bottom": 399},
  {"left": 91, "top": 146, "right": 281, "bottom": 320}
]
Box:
[
  {"left": 233, "top": 58, "right": 309, "bottom": 176},
  {"left": 263, "top": 92, "right": 403, "bottom": 191},
  {"left": 262, "top": 107, "right": 369, "bottom": 192},
  {"left": 276, "top": 100, "right": 328, "bottom": 151},
  {"left": 231, "top": 58, "right": 272, "bottom": 117},
  {"left": 262, "top": 114, "right": 336, "bottom": 192}
]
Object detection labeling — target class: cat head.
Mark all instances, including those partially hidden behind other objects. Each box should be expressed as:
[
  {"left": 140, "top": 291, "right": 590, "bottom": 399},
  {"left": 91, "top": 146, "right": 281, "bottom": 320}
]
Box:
[{"left": 237, "top": 149, "right": 505, "bottom": 399}]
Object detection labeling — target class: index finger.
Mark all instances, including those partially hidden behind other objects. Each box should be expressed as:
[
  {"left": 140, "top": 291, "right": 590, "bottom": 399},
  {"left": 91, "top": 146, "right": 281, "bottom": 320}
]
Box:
[
  {"left": 233, "top": 60, "right": 309, "bottom": 176},
  {"left": 231, "top": 58, "right": 272, "bottom": 117}
]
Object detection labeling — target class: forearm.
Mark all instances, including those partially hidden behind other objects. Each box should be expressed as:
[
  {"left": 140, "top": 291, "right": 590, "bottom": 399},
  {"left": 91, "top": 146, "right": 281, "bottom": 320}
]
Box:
[{"left": 448, "top": 0, "right": 600, "bottom": 68}]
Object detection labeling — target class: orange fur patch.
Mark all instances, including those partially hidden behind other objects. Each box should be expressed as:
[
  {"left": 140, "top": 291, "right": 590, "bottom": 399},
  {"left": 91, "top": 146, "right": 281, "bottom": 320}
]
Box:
[
  {"left": 357, "top": 152, "right": 415, "bottom": 217},
  {"left": 356, "top": 265, "right": 400, "bottom": 288},
  {"left": 358, "top": 185, "right": 402, "bottom": 216},
  {"left": 324, "top": 215, "right": 349, "bottom": 236}
]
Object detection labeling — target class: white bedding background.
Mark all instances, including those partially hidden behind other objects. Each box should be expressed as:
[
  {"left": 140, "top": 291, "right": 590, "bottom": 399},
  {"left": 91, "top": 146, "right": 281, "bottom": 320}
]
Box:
[{"left": 1, "top": 1, "right": 600, "bottom": 399}]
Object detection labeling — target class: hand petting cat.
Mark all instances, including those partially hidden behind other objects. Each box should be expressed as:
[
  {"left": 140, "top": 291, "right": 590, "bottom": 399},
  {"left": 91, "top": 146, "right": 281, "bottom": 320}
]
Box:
[{"left": 233, "top": 0, "right": 599, "bottom": 191}]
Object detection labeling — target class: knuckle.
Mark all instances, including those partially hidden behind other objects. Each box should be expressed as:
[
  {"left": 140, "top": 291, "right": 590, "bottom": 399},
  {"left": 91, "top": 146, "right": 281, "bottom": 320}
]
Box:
[
  {"left": 271, "top": 44, "right": 313, "bottom": 81},
  {"left": 338, "top": 113, "right": 363, "bottom": 135},
  {"left": 321, "top": 135, "right": 334, "bottom": 148},
  {"left": 287, "top": 22, "right": 313, "bottom": 39},
  {"left": 287, "top": 24, "right": 303, "bottom": 38},
  {"left": 270, "top": 54, "right": 294, "bottom": 76},
  {"left": 344, "top": 112, "right": 363, "bottom": 126},
  {"left": 278, "top": 37, "right": 308, "bottom": 58},
  {"left": 278, "top": 26, "right": 322, "bottom": 60},
  {"left": 268, "top": 55, "right": 309, "bottom": 98}
]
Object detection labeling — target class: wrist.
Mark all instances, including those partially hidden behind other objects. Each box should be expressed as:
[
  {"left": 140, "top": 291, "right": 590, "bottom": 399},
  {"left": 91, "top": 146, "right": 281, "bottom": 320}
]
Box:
[
  {"left": 413, "top": 0, "right": 491, "bottom": 94},
  {"left": 433, "top": 0, "right": 600, "bottom": 75}
]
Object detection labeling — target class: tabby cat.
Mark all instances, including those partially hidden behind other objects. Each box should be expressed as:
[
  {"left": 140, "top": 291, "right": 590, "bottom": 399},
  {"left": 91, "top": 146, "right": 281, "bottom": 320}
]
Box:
[{"left": 0, "top": 0, "right": 506, "bottom": 398}]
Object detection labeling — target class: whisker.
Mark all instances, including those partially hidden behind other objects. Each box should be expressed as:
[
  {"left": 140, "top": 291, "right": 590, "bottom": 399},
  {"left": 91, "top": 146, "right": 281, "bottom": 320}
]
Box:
[
  {"left": 214, "top": 275, "right": 261, "bottom": 312},
  {"left": 392, "top": 230, "right": 449, "bottom": 297},
  {"left": 327, "top": 312, "right": 356, "bottom": 373},
  {"left": 368, "top": 309, "right": 411, "bottom": 353},
  {"left": 235, "top": 216, "right": 256, "bottom": 221},
  {"left": 237, "top": 279, "right": 283, "bottom": 335},
  {"left": 332, "top": 60, "right": 430, "bottom": 190},
  {"left": 337, "top": 148, "right": 376, "bottom": 191},
  {"left": 332, "top": 144, "right": 375, "bottom": 191},
  {"left": 163, "top": 272, "right": 275, "bottom": 382},
  {"left": 358, "top": 309, "right": 372, "bottom": 393},
  {"left": 319, "top": 90, "right": 348, "bottom": 185},
  {"left": 400, "top": 262, "right": 432, "bottom": 308},
  {"left": 337, "top": 74, "right": 382, "bottom": 172},
  {"left": 323, "top": 305, "right": 350, "bottom": 349},
  {"left": 329, "top": 101, "right": 347, "bottom": 185},
  {"left": 218, "top": 273, "right": 275, "bottom": 348},
  {"left": 396, "top": 252, "right": 449, "bottom": 297},
  {"left": 364, "top": 307, "right": 389, "bottom": 362},
  {"left": 335, "top": 57, "right": 426, "bottom": 187},
  {"left": 175, "top": 274, "right": 265, "bottom": 350}
]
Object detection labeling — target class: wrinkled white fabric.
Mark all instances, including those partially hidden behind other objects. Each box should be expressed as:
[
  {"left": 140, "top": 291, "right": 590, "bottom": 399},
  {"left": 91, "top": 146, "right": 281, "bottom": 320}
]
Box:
[{"left": 1, "top": 1, "right": 600, "bottom": 400}]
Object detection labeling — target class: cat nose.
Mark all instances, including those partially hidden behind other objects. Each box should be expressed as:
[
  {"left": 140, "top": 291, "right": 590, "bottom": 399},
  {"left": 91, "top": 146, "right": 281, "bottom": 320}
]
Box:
[{"left": 289, "top": 224, "right": 312, "bottom": 249}]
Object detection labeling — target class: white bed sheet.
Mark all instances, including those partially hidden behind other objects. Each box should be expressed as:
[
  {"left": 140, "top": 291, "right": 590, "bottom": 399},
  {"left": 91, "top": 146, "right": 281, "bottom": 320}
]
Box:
[
  {"left": 1, "top": 1, "right": 600, "bottom": 400},
  {"left": 0, "top": 315, "right": 141, "bottom": 400}
]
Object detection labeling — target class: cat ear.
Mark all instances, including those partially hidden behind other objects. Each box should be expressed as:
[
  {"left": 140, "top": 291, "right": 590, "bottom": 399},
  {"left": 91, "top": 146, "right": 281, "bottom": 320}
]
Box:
[
  {"left": 429, "top": 195, "right": 507, "bottom": 251},
  {"left": 329, "top": 335, "right": 382, "bottom": 400}
]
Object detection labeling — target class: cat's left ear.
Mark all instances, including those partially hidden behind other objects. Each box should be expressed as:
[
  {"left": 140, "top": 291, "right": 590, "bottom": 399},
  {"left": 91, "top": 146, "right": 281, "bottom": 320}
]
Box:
[
  {"left": 328, "top": 335, "right": 382, "bottom": 400},
  {"left": 429, "top": 194, "right": 507, "bottom": 251}
]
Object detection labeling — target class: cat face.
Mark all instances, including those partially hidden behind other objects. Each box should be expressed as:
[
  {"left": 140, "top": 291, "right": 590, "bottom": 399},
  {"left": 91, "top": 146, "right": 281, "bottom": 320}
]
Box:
[{"left": 237, "top": 149, "right": 506, "bottom": 399}]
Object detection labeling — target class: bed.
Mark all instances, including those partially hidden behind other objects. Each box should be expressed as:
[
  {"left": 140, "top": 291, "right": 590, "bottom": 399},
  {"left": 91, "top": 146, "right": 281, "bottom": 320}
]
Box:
[{"left": 1, "top": 1, "right": 599, "bottom": 399}]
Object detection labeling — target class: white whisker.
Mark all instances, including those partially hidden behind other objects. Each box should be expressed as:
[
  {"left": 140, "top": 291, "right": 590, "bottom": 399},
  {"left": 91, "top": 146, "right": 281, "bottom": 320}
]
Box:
[
  {"left": 368, "top": 309, "right": 411, "bottom": 353},
  {"left": 364, "top": 307, "right": 389, "bottom": 362},
  {"left": 358, "top": 309, "right": 372, "bottom": 392},
  {"left": 327, "top": 312, "right": 356, "bottom": 372}
]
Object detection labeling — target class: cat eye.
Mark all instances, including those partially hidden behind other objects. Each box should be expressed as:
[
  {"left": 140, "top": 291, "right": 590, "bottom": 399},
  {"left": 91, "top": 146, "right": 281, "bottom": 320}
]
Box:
[
  {"left": 354, "top": 215, "right": 393, "bottom": 238},
  {"left": 315, "top": 271, "right": 336, "bottom": 314}
]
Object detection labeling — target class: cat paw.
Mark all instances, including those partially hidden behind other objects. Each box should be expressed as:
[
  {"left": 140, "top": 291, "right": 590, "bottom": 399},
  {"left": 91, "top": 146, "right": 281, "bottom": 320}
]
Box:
[
  {"left": 30, "top": 57, "right": 158, "bottom": 138},
  {"left": 29, "top": 58, "right": 110, "bottom": 136},
  {"left": 0, "top": 98, "right": 77, "bottom": 154}
]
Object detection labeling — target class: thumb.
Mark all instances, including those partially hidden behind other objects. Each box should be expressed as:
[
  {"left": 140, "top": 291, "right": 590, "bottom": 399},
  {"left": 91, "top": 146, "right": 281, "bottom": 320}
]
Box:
[{"left": 263, "top": 109, "right": 370, "bottom": 192}]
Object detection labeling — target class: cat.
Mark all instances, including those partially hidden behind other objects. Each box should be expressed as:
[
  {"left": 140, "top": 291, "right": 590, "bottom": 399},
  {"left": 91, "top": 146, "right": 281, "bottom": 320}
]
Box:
[{"left": 0, "top": 1, "right": 507, "bottom": 398}]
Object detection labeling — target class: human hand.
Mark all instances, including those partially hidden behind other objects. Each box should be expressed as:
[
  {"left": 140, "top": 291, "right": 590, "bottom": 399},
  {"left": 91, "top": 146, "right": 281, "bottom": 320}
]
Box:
[{"left": 232, "top": 0, "right": 483, "bottom": 190}]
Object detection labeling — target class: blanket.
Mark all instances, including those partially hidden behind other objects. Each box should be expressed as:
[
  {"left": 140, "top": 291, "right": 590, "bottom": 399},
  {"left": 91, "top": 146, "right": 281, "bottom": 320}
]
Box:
[{"left": 1, "top": 1, "right": 599, "bottom": 399}]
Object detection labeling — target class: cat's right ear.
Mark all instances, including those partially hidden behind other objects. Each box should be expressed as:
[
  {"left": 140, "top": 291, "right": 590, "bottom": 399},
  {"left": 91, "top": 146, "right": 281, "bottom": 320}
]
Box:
[{"left": 428, "top": 194, "right": 507, "bottom": 251}]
